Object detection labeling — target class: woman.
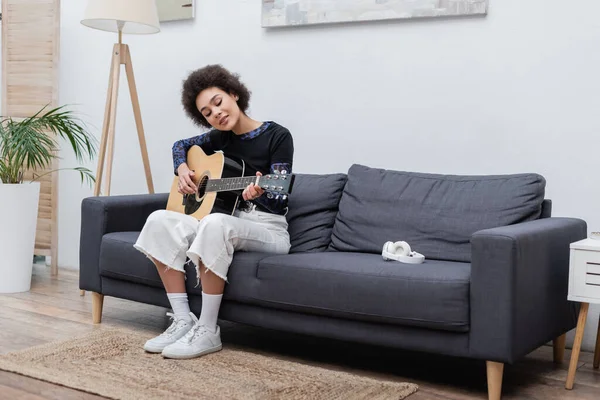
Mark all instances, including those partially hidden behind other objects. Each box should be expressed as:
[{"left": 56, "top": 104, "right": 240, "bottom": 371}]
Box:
[{"left": 134, "top": 64, "right": 294, "bottom": 359}]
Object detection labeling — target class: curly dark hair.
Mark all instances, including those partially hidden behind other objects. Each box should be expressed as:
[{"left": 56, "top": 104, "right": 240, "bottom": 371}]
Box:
[{"left": 181, "top": 64, "right": 251, "bottom": 129}]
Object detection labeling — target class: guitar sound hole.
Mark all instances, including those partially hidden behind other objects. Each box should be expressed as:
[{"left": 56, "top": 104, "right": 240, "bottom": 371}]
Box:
[
  {"left": 183, "top": 175, "right": 208, "bottom": 215},
  {"left": 197, "top": 176, "right": 208, "bottom": 199}
]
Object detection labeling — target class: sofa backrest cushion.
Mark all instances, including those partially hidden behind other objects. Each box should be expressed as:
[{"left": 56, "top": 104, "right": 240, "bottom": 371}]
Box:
[
  {"left": 328, "top": 164, "right": 546, "bottom": 262},
  {"left": 540, "top": 199, "right": 552, "bottom": 218},
  {"left": 286, "top": 173, "right": 348, "bottom": 253}
]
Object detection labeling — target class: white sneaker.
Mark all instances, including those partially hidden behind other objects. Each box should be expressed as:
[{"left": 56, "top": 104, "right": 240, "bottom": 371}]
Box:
[
  {"left": 161, "top": 320, "right": 222, "bottom": 359},
  {"left": 143, "top": 312, "right": 195, "bottom": 353}
]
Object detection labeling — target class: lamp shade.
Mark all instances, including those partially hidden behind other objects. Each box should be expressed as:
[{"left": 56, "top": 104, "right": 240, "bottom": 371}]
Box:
[{"left": 81, "top": 0, "right": 160, "bottom": 34}]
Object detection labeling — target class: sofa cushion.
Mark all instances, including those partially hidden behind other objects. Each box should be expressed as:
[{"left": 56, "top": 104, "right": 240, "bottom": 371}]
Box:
[
  {"left": 99, "top": 232, "right": 271, "bottom": 299},
  {"left": 100, "top": 232, "right": 163, "bottom": 288},
  {"left": 285, "top": 173, "right": 347, "bottom": 253},
  {"left": 253, "top": 252, "right": 470, "bottom": 332},
  {"left": 329, "top": 164, "right": 546, "bottom": 262}
]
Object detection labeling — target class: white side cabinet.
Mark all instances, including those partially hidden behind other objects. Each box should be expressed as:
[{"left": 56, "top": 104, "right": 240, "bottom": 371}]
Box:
[{"left": 565, "top": 238, "right": 600, "bottom": 390}]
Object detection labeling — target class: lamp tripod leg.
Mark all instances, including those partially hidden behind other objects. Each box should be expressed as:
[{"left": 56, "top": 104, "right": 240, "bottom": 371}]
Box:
[
  {"left": 103, "top": 45, "right": 122, "bottom": 197},
  {"left": 93, "top": 44, "right": 120, "bottom": 197},
  {"left": 124, "top": 45, "right": 154, "bottom": 194}
]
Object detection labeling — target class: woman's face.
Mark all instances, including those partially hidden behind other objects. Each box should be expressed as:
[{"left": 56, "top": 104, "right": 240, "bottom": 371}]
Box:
[{"left": 196, "top": 87, "right": 240, "bottom": 131}]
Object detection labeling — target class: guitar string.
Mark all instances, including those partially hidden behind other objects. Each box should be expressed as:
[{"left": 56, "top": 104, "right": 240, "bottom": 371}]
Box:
[
  {"left": 195, "top": 177, "right": 257, "bottom": 190},
  {"left": 192, "top": 176, "right": 286, "bottom": 191}
]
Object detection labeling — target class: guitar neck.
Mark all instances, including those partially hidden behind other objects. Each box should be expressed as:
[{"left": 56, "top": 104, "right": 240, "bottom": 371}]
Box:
[{"left": 205, "top": 176, "right": 258, "bottom": 193}]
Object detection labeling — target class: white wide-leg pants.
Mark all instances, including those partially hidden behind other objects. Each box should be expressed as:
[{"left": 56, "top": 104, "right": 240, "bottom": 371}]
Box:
[{"left": 133, "top": 205, "right": 291, "bottom": 285}]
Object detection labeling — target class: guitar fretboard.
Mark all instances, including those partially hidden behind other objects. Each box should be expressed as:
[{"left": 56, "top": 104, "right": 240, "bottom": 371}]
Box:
[{"left": 206, "top": 176, "right": 258, "bottom": 192}]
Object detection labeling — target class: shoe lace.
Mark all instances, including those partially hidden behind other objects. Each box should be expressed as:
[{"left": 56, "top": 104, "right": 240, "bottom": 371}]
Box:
[
  {"left": 161, "top": 312, "right": 183, "bottom": 338},
  {"left": 182, "top": 322, "right": 208, "bottom": 344}
]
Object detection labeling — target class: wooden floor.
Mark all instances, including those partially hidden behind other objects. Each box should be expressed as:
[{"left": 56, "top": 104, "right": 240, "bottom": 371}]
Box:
[{"left": 1, "top": 264, "right": 599, "bottom": 400}]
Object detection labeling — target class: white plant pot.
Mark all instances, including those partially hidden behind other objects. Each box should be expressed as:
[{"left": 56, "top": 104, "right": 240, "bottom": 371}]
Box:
[{"left": 0, "top": 182, "right": 41, "bottom": 293}]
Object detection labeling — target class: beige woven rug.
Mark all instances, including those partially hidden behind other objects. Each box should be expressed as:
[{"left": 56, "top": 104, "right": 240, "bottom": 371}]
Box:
[{"left": 0, "top": 328, "right": 418, "bottom": 400}]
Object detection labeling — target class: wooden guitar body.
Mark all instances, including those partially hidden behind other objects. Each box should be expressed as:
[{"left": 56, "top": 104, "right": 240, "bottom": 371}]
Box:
[{"left": 166, "top": 146, "right": 245, "bottom": 220}]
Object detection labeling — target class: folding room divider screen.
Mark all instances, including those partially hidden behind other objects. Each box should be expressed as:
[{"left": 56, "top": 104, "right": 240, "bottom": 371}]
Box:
[{"left": 2, "top": 0, "right": 61, "bottom": 275}]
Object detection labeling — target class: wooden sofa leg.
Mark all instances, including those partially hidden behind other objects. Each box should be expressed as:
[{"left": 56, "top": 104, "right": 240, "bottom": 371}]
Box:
[
  {"left": 553, "top": 333, "right": 566, "bottom": 364},
  {"left": 486, "top": 361, "right": 504, "bottom": 400},
  {"left": 92, "top": 292, "right": 104, "bottom": 324}
]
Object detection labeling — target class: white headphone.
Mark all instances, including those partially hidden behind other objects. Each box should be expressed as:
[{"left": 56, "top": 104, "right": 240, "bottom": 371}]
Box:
[{"left": 382, "top": 241, "right": 425, "bottom": 264}]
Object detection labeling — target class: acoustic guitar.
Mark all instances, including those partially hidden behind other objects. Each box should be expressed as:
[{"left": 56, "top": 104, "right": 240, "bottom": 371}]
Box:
[{"left": 166, "top": 145, "right": 295, "bottom": 220}]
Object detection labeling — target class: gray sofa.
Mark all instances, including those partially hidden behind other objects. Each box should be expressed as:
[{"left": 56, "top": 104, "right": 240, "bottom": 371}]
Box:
[{"left": 79, "top": 163, "right": 587, "bottom": 400}]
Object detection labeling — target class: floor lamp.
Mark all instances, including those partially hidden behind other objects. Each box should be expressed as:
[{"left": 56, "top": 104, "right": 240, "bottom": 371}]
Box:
[
  {"left": 81, "top": 0, "right": 160, "bottom": 197},
  {"left": 80, "top": 1, "right": 160, "bottom": 298}
]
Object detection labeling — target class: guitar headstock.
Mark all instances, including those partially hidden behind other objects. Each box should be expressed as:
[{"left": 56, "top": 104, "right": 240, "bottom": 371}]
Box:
[{"left": 258, "top": 171, "right": 295, "bottom": 198}]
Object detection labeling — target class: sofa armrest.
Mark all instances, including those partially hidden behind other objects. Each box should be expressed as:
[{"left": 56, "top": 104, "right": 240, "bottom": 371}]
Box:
[
  {"left": 79, "top": 193, "right": 169, "bottom": 293},
  {"left": 469, "top": 217, "right": 587, "bottom": 363}
]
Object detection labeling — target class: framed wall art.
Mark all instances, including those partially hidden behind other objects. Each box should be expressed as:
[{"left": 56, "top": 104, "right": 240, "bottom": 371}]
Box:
[{"left": 262, "top": 0, "right": 488, "bottom": 27}]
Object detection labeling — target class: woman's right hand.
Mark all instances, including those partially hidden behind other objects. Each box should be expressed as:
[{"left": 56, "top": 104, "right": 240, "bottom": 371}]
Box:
[{"left": 177, "top": 163, "right": 197, "bottom": 195}]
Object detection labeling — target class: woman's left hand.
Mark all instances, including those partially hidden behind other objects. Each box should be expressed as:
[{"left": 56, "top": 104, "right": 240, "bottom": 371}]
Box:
[{"left": 243, "top": 171, "right": 265, "bottom": 201}]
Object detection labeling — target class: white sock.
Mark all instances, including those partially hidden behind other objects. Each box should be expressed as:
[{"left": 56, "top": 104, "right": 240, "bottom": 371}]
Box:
[
  {"left": 167, "top": 293, "right": 191, "bottom": 321},
  {"left": 198, "top": 292, "right": 223, "bottom": 333}
]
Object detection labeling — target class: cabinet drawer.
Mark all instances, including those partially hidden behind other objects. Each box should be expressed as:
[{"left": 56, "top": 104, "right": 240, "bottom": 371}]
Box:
[
  {"left": 569, "top": 249, "right": 600, "bottom": 300},
  {"left": 587, "top": 262, "right": 600, "bottom": 275},
  {"left": 587, "top": 273, "right": 600, "bottom": 286}
]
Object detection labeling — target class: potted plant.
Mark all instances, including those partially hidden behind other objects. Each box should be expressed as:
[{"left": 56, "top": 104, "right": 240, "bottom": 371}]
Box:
[{"left": 0, "top": 105, "right": 96, "bottom": 293}]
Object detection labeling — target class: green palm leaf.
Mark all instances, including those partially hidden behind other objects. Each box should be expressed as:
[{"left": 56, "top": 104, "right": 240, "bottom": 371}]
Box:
[{"left": 0, "top": 104, "right": 97, "bottom": 184}]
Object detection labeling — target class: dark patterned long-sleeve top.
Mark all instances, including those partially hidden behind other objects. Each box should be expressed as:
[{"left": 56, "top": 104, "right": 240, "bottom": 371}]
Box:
[{"left": 171, "top": 121, "right": 294, "bottom": 215}]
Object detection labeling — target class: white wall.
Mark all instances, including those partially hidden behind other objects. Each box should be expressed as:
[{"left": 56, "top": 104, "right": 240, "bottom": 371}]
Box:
[
  {"left": 0, "top": 0, "right": 2, "bottom": 110},
  {"left": 59, "top": 0, "right": 600, "bottom": 350}
]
